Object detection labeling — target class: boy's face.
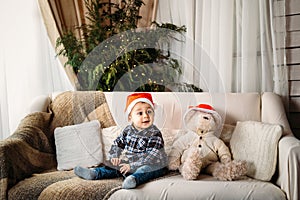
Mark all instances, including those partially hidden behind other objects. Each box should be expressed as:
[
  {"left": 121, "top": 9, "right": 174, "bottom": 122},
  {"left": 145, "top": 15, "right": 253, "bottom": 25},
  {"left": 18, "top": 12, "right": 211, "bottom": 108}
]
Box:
[{"left": 128, "top": 102, "right": 154, "bottom": 130}]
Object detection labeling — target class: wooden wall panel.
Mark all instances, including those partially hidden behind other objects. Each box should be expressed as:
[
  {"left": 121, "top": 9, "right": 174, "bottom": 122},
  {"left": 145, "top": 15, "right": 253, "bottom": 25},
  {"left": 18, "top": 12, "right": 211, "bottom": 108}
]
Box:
[
  {"left": 286, "top": 0, "right": 300, "bottom": 15},
  {"left": 289, "top": 65, "right": 300, "bottom": 80},
  {"left": 286, "top": 15, "right": 300, "bottom": 32},
  {"left": 287, "top": 31, "right": 300, "bottom": 48},
  {"left": 286, "top": 0, "right": 300, "bottom": 139},
  {"left": 290, "top": 96, "right": 300, "bottom": 112},
  {"left": 289, "top": 81, "right": 300, "bottom": 96},
  {"left": 287, "top": 49, "right": 300, "bottom": 64}
]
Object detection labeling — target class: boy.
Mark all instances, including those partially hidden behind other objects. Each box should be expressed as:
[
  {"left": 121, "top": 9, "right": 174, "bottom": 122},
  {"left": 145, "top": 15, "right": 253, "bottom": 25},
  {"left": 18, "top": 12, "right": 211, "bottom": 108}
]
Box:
[{"left": 74, "top": 92, "right": 168, "bottom": 189}]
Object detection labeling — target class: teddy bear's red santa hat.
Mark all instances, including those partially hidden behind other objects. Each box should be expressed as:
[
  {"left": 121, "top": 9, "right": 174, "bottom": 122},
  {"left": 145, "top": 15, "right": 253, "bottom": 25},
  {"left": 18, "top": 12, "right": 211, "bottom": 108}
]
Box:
[{"left": 184, "top": 103, "right": 222, "bottom": 132}]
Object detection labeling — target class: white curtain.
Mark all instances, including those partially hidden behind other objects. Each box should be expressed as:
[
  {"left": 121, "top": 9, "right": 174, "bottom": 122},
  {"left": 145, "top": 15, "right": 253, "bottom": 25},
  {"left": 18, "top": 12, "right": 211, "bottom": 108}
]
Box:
[
  {"left": 0, "top": 0, "right": 74, "bottom": 140},
  {"left": 156, "top": 0, "right": 287, "bottom": 96}
]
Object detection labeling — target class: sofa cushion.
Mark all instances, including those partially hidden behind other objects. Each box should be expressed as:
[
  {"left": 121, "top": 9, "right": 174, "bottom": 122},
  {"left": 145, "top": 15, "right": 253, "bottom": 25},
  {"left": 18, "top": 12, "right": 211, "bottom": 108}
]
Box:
[
  {"left": 230, "top": 121, "right": 282, "bottom": 181},
  {"left": 54, "top": 120, "right": 103, "bottom": 170},
  {"left": 109, "top": 174, "right": 286, "bottom": 200}
]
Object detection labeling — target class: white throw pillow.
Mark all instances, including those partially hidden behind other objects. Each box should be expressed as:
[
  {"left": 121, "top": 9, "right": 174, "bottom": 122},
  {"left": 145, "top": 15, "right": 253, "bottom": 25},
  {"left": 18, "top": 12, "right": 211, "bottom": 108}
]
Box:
[
  {"left": 54, "top": 120, "right": 103, "bottom": 170},
  {"left": 230, "top": 121, "right": 282, "bottom": 181},
  {"left": 101, "top": 126, "right": 122, "bottom": 161}
]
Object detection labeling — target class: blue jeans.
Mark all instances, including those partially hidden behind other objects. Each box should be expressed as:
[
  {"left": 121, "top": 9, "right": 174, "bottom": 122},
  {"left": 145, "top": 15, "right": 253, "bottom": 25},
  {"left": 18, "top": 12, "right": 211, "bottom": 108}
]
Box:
[{"left": 94, "top": 165, "right": 168, "bottom": 186}]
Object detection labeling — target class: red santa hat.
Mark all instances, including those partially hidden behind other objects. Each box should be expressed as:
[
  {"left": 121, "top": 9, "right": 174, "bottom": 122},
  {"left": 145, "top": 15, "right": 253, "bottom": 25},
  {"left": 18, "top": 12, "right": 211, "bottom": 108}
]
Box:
[
  {"left": 187, "top": 104, "right": 217, "bottom": 115},
  {"left": 125, "top": 93, "right": 155, "bottom": 117}
]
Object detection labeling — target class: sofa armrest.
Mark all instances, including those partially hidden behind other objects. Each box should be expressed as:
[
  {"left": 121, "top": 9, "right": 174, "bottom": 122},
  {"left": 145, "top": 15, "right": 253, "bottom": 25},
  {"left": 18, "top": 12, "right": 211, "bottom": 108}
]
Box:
[
  {"left": 0, "top": 112, "right": 57, "bottom": 200},
  {"left": 261, "top": 92, "right": 292, "bottom": 136},
  {"left": 0, "top": 138, "right": 56, "bottom": 199},
  {"left": 276, "top": 135, "right": 300, "bottom": 200},
  {"left": 28, "top": 91, "right": 64, "bottom": 113},
  {"left": 29, "top": 94, "right": 51, "bottom": 113}
]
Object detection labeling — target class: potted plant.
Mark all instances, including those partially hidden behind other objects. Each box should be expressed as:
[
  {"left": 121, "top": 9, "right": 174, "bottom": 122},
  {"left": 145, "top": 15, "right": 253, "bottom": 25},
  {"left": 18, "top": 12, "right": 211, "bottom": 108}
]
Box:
[{"left": 56, "top": 0, "right": 187, "bottom": 91}]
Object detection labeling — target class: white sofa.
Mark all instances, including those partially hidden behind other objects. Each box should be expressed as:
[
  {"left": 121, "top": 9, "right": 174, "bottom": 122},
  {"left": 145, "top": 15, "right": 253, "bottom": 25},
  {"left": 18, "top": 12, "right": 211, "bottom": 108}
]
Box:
[
  {"left": 2, "top": 91, "right": 300, "bottom": 200},
  {"left": 104, "top": 92, "right": 298, "bottom": 200}
]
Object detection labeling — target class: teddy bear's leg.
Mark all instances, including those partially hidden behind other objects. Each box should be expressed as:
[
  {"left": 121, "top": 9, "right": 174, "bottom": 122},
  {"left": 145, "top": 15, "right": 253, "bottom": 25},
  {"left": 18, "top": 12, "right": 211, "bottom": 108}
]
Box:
[
  {"left": 180, "top": 150, "right": 203, "bottom": 180},
  {"left": 209, "top": 160, "right": 248, "bottom": 181},
  {"left": 168, "top": 157, "right": 181, "bottom": 171},
  {"left": 207, "top": 162, "right": 231, "bottom": 181}
]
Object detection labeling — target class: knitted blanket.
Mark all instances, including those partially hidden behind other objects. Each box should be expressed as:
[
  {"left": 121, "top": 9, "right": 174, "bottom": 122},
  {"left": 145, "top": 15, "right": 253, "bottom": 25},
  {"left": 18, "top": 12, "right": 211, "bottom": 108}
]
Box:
[
  {"left": 7, "top": 170, "right": 123, "bottom": 200},
  {"left": 0, "top": 91, "right": 116, "bottom": 200},
  {"left": 37, "top": 170, "right": 179, "bottom": 200},
  {"left": 38, "top": 174, "right": 123, "bottom": 200},
  {"left": 0, "top": 111, "right": 56, "bottom": 200}
]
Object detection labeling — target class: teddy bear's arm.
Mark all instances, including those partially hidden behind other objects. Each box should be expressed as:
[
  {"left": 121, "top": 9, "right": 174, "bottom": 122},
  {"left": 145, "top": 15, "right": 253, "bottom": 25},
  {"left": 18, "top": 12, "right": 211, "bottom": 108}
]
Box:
[
  {"left": 168, "top": 132, "right": 194, "bottom": 170},
  {"left": 215, "top": 139, "right": 232, "bottom": 163}
]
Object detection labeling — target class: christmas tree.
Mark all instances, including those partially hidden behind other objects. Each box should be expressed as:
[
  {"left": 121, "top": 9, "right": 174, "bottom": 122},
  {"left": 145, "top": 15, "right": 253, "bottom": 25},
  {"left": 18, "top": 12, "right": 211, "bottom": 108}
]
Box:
[{"left": 56, "top": 0, "right": 186, "bottom": 91}]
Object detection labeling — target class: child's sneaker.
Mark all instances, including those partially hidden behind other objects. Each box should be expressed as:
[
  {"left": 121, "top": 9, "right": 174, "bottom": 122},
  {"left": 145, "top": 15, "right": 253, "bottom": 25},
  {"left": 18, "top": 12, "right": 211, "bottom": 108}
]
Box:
[
  {"left": 122, "top": 175, "right": 137, "bottom": 189},
  {"left": 74, "top": 166, "right": 97, "bottom": 180}
]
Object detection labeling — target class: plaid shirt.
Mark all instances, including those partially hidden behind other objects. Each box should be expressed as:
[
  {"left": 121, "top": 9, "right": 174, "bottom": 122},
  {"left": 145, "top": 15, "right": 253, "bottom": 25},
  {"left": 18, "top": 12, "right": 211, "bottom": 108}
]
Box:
[{"left": 109, "top": 124, "right": 168, "bottom": 171}]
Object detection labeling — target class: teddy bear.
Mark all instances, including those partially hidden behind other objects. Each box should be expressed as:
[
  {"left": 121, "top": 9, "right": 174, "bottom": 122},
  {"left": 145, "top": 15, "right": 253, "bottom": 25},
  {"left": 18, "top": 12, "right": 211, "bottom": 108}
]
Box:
[{"left": 168, "top": 103, "right": 247, "bottom": 181}]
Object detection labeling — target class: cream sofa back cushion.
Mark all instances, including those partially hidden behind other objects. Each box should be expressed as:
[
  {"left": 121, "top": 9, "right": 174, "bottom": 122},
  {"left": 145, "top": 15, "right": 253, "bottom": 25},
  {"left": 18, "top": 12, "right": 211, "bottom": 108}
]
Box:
[{"left": 104, "top": 92, "right": 261, "bottom": 129}]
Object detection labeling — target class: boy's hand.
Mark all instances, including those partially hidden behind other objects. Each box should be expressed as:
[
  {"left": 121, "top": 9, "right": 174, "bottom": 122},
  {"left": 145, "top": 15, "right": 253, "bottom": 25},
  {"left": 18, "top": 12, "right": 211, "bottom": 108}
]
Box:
[
  {"left": 119, "top": 163, "right": 131, "bottom": 174},
  {"left": 111, "top": 158, "right": 121, "bottom": 166}
]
